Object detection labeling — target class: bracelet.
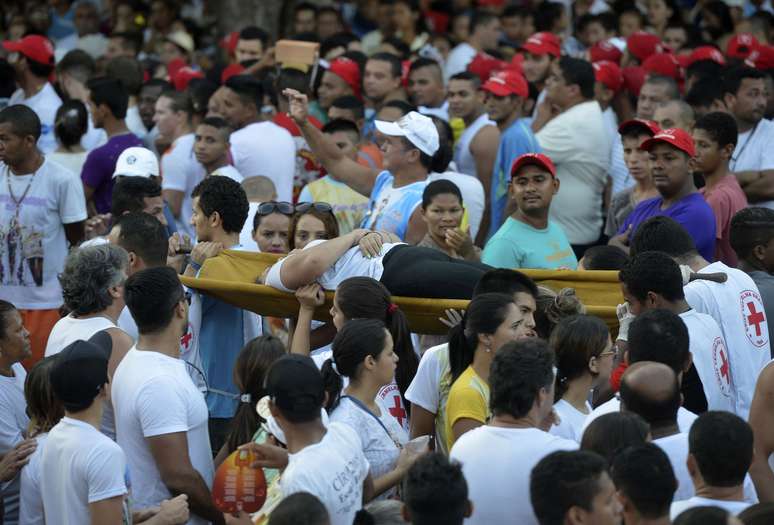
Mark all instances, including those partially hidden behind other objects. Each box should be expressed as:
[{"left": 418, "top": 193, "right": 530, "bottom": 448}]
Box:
[{"left": 189, "top": 260, "right": 202, "bottom": 272}]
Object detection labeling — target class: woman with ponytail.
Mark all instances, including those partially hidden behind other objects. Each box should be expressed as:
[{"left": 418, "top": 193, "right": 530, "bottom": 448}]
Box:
[
  {"left": 215, "top": 335, "right": 286, "bottom": 466},
  {"left": 291, "top": 276, "right": 419, "bottom": 433},
  {"left": 445, "top": 293, "right": 537, "bottom": 450},
  {"left": 548, "top": 315, "right": 614, "bottom": 442},
  {"left": 320, "top": 319, "right": 420, "bottom": 499}
]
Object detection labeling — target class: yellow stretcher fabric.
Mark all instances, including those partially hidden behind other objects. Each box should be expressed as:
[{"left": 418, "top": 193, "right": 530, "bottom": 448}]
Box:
[{"left": 180, "top": 250, "right": 624, "bottom": 335}]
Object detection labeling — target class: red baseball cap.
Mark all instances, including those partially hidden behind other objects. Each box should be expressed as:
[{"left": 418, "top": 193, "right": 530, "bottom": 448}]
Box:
[
  {"left": 467, "top": 52, "right": 508, "bottom": 83},
  {"left": 747, "top": 45, "right": 774, "bottom": 71},
  {"left": 172, "top": 66, "right": 205, "bottom": 92},
  {"left": 2, "top": 35, "right": 54, "bottom": 66},
  {"left": 642, "top": 52, "right": 683, "bottom": 82},
  {"left": 685, "top": 45, "right": 726, "bottom": 67},
  {"left": 327, "top": 57, "right": 361, "bottom": 100},
  {"left": 640, "top": 127, "right": 695, "bottom": 157},
  {"left": 727, "top": 33, "right": 759, "bottom": 60},
  {"left": 511, "top": 153, "right": 557, "bottom": 178},
  {"left": 622, "top": 65, "right": 646, "bottom": 97},
  {"left": 618, "top": 118, "right": 660, "bottom": 137},
  {"left": 593, "top": 60, "right": 624, "bottom": 93},
  {"left": 220, "top": 31, "right": 240, "bottom": 55},
  {"left": 626, "top": 31, "right": 666, "bottom": 62},
  {"left": 221, "top": 63, "right": 245, "bottom": 84},
  {"left": 590, "top": 40, "right": 623, "bottom": 64},
  {"left": 521, "top": 32, "right": 562, "bottom": 58},
  {"left": 482, "top": 69, "right": 529, "bottom": 98}
]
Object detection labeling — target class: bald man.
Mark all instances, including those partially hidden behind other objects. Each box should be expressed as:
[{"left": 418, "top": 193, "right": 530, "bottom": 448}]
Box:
[
  {"left": 654, "top": 99, "right": 696, "bottom": 132},
  {"left": 620, "top": 361, "right": 696, "bottom": 501}
]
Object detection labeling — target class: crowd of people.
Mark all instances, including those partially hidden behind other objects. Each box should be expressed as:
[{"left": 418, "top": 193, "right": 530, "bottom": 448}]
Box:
[{"left": 3, "top": 0, "right": 774, "bottom": 523}]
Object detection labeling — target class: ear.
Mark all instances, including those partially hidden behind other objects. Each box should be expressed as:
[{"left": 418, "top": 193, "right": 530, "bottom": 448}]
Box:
[
  {"left": 646, "top": 291, "right": 660, "bottom": 308},
  {"left": 753, "top": 243, "right": 768, "bottom": 262},
  {"left": 723, "top": 93, "right": 736, "bottom": 112},
  {"left": 127, "top": 252, "right": 137, "bottom": 268},
  {"left": 363, "top": 354, "right": 378, "bottom": 371},
  {"left": 566, "top": 505, "right": 586, "bottom": 525},
  {"left": 464, "top": 500, "right": 473, "bottom": 518},
  {"left": 721, "top": 142, "right": 735, "bottom": 160},
  {"left": 476, "top": 90, "right": 487, "bottom": 104},
  {"left": 686, "top": 452, "right": 698, "bottom": 477},
  {"left": 209, "top": 210, "right": 222, "bottom": 228},
  {"left": 268, "top": 398, "right": 280, "bottom": 417},
  {"left": 588, "top": 355, "right": 600, "bottom": 375},
  {"left": 478, "top": 332, "right": 492, "bottom": 349},
  {"left": 552, "top": 177, "right": 560, "bottom": 194},
  {"left": 617, "top": 490, "right": 632, "bottom": 514}
]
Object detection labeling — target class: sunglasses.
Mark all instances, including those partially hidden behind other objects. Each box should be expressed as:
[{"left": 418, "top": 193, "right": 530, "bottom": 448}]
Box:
[{"left": 257, "top": 201, "right": 334, "bottom": 216}]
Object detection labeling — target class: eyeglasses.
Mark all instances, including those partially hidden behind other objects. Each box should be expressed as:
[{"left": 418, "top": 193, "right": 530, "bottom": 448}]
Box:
[
  {"left": 257, "top": 201, "right": 334, "bottom": 216},
  {"left": 295, "top": 202, "right": 333, "bottom": 214},
  {"left": 257, "top": 201, "right": 294, "bottom": 216}
]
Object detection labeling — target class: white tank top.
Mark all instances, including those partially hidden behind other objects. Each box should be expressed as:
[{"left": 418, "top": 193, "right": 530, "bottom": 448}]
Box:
[
  {"left": 44, "top": 313, "right": 122, "bottom": 440},
  {"left": 453, "top": 112, "right": 496, "bottom": 178}
]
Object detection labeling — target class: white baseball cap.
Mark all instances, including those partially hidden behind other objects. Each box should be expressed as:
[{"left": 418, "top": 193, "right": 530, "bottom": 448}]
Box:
[
  {"left": 375, "top": 111, "right": 439, "bottom": 157},
  {"left": 112, "top": 147, "right": 159, "bottom": 179}
]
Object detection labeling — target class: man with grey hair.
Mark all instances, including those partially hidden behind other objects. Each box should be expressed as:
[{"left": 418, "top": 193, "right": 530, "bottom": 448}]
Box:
[
  {"left": 44, "top": 243, "right": 134, "bottom": 439},
  {"left": 654, "top": 99, "right": 696, "bottom": 132},
  {"left": 636, "top": 75, "right": 680, "bottom": 121}
]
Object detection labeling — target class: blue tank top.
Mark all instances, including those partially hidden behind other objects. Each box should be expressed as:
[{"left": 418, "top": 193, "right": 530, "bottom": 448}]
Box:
[{"left": 361, "top": 171, "right": 426, "bottom": 240}]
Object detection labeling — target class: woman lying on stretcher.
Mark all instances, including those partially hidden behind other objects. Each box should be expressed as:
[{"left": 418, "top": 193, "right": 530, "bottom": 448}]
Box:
[{"left": 259, "top": 228, "right": 492, "bottom": 300}]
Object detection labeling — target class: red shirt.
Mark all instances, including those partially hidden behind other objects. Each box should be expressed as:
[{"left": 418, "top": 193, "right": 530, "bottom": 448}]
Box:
[{"left": 701, "top": 174, "right": 748, "bottom": 266}]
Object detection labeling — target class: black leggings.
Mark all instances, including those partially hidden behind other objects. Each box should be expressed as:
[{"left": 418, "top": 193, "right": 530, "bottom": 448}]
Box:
[{"left": 379, "top": 245, "right": 492, "bottom": 299}]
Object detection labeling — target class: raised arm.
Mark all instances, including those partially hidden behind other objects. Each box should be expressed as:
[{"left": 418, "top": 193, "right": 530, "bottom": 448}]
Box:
[
  {"left": 279, "top": 229, "right": 371, "bottom": 290},
  {"left": 284, "top": 89, "right": 378, "bottom": 197}
]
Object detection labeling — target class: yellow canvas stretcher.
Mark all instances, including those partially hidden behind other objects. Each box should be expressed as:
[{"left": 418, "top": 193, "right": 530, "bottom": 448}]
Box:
[{"left": 180, "top": 250, "right": 624, "bottom": 335}]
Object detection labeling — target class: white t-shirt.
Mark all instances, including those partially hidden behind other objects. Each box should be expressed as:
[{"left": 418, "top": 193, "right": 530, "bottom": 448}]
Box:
[
  {"left": 44, "top": 314, "right": 116, "bottom": 357},
  {"left": 0, "top": 362, "right": 28, "bottom": 523},
  {"left": 238, "top": 201, "right": 261, "bottom": 252},
  {"left": 428, "top": 169, "right": 486, "bottom": 240},
  {"left": 670, "top": 497, "right": 752, "bottom": 520},
  {"left": 117, "top": 306, "right": 139, "bottom": 341},
  {"left": 161, "top": 133, "right": 206, "bottom": 239},
  {"left": 329, "top": 396, "right": 408, "bottom": 499},
  {"left": 654, "top": 433, "right": 694, "bottom": 501},
  {"left": 210, "top": 164, "right": 244, "bottom": 183},
  {"left": 230, "top": 121, "right": 296, "bottom": 202},
  {"left": 19, "top": 432, "right": 48, "bottom": 525},
  {"left": 653, "top": 433, "right": 757, "bottom": 505},
  {"left": 450, "top": 426, "right": 577, "bottom": 525},
  {"left": 453, "top": 113, "right": 496, "bottom": 179},
  {"left": 730, "top": 118, "right": 774, "bottom": 208},
  {"left": 47, "top": 150, "right": 89, "bottom": 177},
  {"left": 9, "top": 84, "right": 62, "bottom": 154},
  {"left": 40, "top": 417, "right": 129, "bottom": 525},
  {"left": 679, "top": 309, "right": 736, "bottom": 413},
  {"left": 111, "top": 348, "right": 213, "bottom": 524},
  {"left": 550, "top": 399, "right": 592, "bottom": 442},
  {"left": 684, "top": 262, "right": 772, "bottom": 419},
  {"left": 537, "top": 100, "right": 611, "bottom": 244},
  {"left": 444, "top": 42, "right": 477, "bottom": 82},
  {"left": 0, "top": 159, "right": 88, "bottom": 309},
  {"left": 0, "top": 363, "right": 28, "bottom": 454},
  {"left": 281, "top": 422, "right": 370, "bottom": 525},
  {"left": 580, "top": 397, "right": 698, "bottom": 435},
  {"left": 44, "top": 314, "right": 122, "bottom": 439},
  {"left": 404, "top": 343, "right": 452, "bottom": 454},
  {"left": 264, "top": 239, "right": 405, "bottom": 292}
]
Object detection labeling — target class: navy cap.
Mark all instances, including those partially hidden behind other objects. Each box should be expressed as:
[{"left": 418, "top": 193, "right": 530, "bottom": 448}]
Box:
[
  {"left": 50, "top": 339, "right": 109, "bottom": 409},
  {"left": 265, "top": 355, "right": 325, "bottom": 420}
]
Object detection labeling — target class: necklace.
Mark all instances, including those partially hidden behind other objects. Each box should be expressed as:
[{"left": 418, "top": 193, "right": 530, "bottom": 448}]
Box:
[
  {"left": 5, "top": 164, "right": 36, "bottom": 210},
  {"left": 730, "top": 121, "right": 759, "bottom": 171}
]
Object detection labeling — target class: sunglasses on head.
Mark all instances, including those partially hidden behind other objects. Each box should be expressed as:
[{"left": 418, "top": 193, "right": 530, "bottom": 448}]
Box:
[{"left": 257, "top": 201, "right": 334, "bottom": 216}]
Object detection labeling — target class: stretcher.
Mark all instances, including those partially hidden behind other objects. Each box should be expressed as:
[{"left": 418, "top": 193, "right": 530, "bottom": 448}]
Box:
[{"left": 180, "top": 250, "right": 624, "bottom": 335}]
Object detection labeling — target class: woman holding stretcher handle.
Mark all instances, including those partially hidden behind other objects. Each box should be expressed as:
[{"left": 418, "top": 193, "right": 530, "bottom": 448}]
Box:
[{"left": 260, "top": 228, "right": 492, "bottom": 299}]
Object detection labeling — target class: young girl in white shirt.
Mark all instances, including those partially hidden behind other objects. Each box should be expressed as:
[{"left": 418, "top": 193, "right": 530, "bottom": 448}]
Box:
[
  {"left": 549, "top": 315, "right": 615, "bottom": 442},
  {"left": 321, "top": 319, "right": 419, "bottom": 499}
]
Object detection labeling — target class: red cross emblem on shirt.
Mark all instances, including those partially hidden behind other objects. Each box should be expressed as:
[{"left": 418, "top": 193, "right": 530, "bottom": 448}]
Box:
[
  {"left": 388, "top": 396, "right": 407, "bottom": 428},
  {"left": 747, "top": 302, "right": 765, "bottom": 337},
  {"left": 181, "top": 331, "right": 192, "bottom": 349},
  {"left": 719, "top": 347, "right": 729, "bottom": 382}
]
